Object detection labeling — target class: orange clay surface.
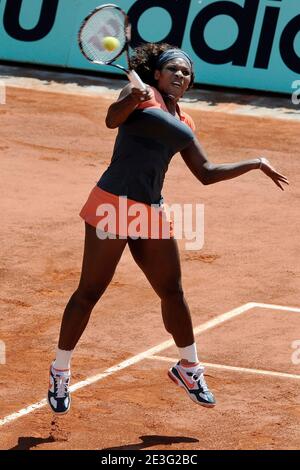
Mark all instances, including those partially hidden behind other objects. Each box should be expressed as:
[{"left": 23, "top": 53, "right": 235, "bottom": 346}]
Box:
[{"left": 0, "top": 86, "right": 300, "bottom": 450}]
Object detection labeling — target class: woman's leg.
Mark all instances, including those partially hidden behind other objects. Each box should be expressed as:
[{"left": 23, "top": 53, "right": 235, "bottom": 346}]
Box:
[
  {"left": 48, "top": 224, "right": 128, "bottom": 414},
  {"left": 127, "top": 237, "right": 194, "bottom": 348},
  {"left": 128, "top": 237, "right": 216, "bottom": 407},
  {"left": 58, "top": 223, "right": 128, "bottom": 350}
]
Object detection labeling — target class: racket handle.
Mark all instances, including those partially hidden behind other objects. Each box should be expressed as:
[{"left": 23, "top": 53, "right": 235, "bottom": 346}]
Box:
[{"left": 127, "top": 70, "right": 147, "bottom": 90}]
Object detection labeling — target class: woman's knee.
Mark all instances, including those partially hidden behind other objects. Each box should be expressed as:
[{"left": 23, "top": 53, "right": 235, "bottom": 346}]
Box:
[
  {"left": 159, "top": 283, "right": 184, "bottom": 302},
  {"left": 72, "top": 283, "right": 108, "bottom": 308}
]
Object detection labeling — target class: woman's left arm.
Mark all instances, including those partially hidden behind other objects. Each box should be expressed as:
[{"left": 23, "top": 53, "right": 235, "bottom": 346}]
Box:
[{"left": 181, "top": 138, "right": 289, "bottom": 191}]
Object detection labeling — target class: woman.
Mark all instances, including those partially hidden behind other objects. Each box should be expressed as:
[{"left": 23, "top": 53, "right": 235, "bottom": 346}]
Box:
[{"left": 47, "top": 43, "right": 288, "bottom": 414}]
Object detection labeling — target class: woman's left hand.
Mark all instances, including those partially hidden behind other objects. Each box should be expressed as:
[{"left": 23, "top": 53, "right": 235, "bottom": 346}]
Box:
[{"left": 259, "top": 157, "right": 289, "bottom": 191}]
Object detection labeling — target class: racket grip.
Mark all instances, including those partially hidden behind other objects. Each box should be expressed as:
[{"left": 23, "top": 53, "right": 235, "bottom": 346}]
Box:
[{"left": 127, "top": 70, "right": 146, "bottom": 90}]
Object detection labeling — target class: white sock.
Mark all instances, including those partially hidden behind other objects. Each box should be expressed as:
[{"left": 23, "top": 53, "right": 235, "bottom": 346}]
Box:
[
  {"left": 53, "top": 348, "right": 73, "bottom": 371},
  {"left": 178, "top": 343, "right": 199, "bottom": 365}
]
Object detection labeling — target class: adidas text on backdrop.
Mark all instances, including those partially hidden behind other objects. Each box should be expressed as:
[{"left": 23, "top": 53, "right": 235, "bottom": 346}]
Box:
[
  {"left": 168, "top": 361, "right": 216, "bottom": 407},
  {"left": 47, "top": 362, "right": 71, "bottom": 414}
]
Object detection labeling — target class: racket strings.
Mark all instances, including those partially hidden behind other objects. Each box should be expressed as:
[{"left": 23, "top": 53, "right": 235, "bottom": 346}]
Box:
[{"left": 80, "top": 8, "right": 126, "bottom": 63}]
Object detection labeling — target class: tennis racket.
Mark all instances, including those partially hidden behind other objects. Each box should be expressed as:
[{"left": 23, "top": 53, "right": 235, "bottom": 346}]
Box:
[{"left": 78, "top": 3, "right": 146, "bottom": 90}]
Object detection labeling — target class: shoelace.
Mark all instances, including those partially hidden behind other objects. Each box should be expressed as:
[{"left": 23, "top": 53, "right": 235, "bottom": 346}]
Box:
[
  {"left": 54, "top": 373, "right": 70, "bottom": 399},
  {"left": 193, "top": 373, "right": 209, "bottom": 392},
  {"left": 191, "top": 368, "right": 209, "bottom": 392}
]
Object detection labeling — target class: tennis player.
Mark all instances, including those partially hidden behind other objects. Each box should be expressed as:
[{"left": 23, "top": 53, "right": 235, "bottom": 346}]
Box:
[{"left": 47, "top": 43, "right": 289, "bottom": 414}]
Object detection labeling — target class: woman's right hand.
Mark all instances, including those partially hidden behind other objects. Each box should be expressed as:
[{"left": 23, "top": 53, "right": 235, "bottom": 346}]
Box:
[
  {"left": 259, "top": 157, "right": 289, "bottom": 191},
  {"left": 106, "top": 85, "right": 153, "bottom": 128},
  {"left": 129, "top": 86, "right": 153, "bottom": 106}
]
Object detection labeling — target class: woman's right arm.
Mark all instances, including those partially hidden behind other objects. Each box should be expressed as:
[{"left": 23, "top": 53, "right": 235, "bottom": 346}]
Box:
[{"left": 105, "top": 84, "right": 153, "bottom": 129}]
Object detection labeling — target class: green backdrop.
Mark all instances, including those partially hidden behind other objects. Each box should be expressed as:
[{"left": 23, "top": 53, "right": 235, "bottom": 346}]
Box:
[{"left": 0, "top": 0, "right": 299, "bottom": 94}]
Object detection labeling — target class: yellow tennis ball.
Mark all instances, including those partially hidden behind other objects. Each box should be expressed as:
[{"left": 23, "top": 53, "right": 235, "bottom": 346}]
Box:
[{"left": 102, "top": 36, "right": 120, "bottom": 52}]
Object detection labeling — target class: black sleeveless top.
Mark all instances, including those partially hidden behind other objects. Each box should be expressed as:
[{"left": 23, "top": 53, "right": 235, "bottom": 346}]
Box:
[{"left": 98, "top": 106, "right": 195, "bottom": 205}]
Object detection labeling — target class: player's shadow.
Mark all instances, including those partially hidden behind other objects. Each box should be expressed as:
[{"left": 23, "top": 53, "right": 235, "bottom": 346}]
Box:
[
  {"left": 9, "top": 435, "right": 55, "bottom": 450},
  {"left": 100, "top": 435, "right": 199, "bottom": 451}
]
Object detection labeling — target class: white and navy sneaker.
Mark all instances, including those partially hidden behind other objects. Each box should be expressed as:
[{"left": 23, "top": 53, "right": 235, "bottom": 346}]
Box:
[
  {"left": 168, "top": 361, "right": 216, "bottom": 408},
  {"left": 47, "top": 363, "right": 71, "bottom": 414}
]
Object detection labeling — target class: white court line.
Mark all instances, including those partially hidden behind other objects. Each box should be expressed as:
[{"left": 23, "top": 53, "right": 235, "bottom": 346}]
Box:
[
  {"left": 252, "top": 303, "right": 300, "bottom": 313},
  {"left": 1, "top": 302, "right": 299, "bottom": 427},
  {"left": 0, "top": 302, "right": 255, "bottom": 427},
  {"left": 149, "top": 355, "right": 300, "bottom": 381}
]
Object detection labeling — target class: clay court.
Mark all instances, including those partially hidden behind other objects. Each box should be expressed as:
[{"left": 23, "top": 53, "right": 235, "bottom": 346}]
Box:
[{"left": 0, "top": 75, "right": 299, "bottom": 450}]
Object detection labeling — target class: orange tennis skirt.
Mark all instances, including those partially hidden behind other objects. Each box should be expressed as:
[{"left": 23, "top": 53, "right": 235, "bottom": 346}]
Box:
[{"left": 80, "top": 186, "right": 174, "bottom": 239}]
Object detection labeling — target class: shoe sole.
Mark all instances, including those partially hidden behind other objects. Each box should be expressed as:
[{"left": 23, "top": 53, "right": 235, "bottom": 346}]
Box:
[
  {"left": 47, "top": 395, "right": 71, "bottom": 415},
  {"left": 168, "top": 370, "right": 216, "bottom": 408}
]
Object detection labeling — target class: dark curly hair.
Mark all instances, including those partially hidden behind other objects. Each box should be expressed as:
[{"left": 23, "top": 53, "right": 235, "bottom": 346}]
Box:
[{"left": 130, "top": 43, "right": 194, "bottom": 89}]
